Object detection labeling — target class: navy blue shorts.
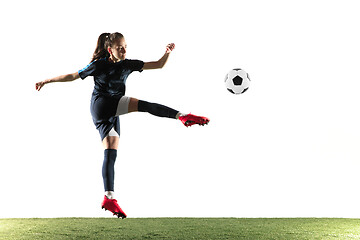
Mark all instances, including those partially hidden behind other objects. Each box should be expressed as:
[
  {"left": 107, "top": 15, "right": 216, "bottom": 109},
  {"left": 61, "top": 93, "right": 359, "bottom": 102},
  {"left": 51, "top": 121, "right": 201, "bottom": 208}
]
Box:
[{"left": 90, "top": 94, "right": 121, "bottom": 141}]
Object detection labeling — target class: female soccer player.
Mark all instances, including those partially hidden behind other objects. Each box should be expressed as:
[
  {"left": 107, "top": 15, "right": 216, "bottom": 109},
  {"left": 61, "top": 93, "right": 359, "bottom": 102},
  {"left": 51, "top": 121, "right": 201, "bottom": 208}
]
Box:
[{"left": 35, "top": 32, "right": 209, "bottom": 218}]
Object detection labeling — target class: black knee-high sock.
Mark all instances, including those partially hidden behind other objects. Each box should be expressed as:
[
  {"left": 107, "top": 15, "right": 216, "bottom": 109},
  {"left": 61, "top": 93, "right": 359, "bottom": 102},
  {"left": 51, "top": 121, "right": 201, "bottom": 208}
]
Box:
[
  {"left": 138, "top": 100, "right": 179, "bottom": 119},
  {"left": 102, "top": 149, "right": 117, "bottom": 192}
]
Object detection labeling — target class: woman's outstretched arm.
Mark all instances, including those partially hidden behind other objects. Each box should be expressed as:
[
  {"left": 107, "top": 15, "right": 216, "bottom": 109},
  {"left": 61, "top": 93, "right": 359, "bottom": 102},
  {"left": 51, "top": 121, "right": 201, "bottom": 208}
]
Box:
[
  {"left": 35, "top": 72, "right": 80, "bottom": 91},
  {"left": 142, "top": 43, "right": 175, "bottom": 70}
]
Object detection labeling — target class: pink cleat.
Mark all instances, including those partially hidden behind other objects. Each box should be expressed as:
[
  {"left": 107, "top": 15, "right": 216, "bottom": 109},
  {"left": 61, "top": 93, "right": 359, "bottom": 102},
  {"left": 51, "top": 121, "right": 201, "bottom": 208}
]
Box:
[
  {"left": 179, "top": 113, "right": 210, "bottom": 127},
  {"left": 101, "top": 196, "right": 127, "bottom": 219}
]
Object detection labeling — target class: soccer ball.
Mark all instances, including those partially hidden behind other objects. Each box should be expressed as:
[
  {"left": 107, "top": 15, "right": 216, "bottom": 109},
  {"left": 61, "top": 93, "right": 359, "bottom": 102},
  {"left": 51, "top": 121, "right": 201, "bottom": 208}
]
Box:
[{"left": 224, "top": 68, "right": 251, "bottom": 94}]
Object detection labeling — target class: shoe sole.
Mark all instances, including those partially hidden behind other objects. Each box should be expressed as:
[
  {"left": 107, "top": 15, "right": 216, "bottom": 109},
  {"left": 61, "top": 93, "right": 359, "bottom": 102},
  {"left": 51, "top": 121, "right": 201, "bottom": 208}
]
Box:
[
  {"left": 102, "top": 206, "right": 127, "bottom": 219},
  {"left": 184, "top": 119, "right": 210, "bottom": 127}
]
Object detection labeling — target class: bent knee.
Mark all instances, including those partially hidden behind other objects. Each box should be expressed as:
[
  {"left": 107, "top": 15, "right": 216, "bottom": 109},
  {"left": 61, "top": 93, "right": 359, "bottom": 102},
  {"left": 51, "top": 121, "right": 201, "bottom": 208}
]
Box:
[
  {"left": 128, "top": 98, "right": 139, "bottom": 113},
  {"left": 115, "top": 96, "right": 139, "bottom": 115}
]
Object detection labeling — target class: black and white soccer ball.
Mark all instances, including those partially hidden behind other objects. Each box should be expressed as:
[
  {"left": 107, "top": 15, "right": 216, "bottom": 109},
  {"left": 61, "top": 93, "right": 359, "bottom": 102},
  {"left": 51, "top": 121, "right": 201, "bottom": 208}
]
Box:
[{"left": 224, "top": 68, "right": 251, "bottom": 94}]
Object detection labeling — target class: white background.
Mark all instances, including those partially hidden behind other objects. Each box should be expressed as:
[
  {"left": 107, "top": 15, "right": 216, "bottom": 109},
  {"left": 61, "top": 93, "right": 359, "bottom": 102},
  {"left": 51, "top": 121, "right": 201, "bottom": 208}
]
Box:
[{"left": 1, "top": 0, "right": 360, "bottom": 218}]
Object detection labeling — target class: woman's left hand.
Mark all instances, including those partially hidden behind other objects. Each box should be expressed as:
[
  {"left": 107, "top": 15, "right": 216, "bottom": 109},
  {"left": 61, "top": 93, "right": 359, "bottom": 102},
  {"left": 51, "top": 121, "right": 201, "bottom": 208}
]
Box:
[{"left": 166, "top": 43, "right": 175, "bottom": 53}]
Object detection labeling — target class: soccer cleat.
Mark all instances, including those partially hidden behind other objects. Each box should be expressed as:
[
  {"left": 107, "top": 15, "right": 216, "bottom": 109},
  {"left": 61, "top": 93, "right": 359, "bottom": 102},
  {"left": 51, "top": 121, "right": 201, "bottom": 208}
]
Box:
[
  {"left": 101, "top": 196, "right": 127, "bottom": 219},
  {"left": 179, "top": 113, "right": 210, "bottom": 127}
]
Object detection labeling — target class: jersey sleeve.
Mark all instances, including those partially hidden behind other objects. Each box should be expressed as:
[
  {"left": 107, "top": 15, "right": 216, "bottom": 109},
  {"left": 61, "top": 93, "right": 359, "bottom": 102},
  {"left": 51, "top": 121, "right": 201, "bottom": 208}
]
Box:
[
  {"left": 78, "top": 60, "right": 97, "bottom": 79},
  {"left": 124, "top": 59, "right": 144, "bottom": 72}
]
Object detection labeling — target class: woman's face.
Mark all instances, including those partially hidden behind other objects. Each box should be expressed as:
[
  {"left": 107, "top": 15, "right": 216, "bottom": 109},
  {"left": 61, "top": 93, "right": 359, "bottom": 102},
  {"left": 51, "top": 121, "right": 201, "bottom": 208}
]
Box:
[{"left": 109, "top": 37, "right": 127, "bottom": 62}]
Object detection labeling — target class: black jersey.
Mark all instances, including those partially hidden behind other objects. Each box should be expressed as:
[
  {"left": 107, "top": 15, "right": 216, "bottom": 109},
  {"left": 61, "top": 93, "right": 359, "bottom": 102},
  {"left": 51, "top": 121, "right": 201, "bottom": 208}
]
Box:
[
  {"left": 79, "top": 58, "right": 144, "bottom": 140},
  {"left": 78, "top": 58, "right": 144, "bottom": 97}
]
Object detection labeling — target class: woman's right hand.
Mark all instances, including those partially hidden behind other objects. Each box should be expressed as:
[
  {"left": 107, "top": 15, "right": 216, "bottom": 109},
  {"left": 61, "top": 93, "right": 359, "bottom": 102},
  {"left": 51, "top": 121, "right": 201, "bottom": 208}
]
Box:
[
  {"left": 35, "top": 80, "right": 47, "bottom": 91},
  {"left": 35, "top": 72, "right": 80, "bottom": 91}
]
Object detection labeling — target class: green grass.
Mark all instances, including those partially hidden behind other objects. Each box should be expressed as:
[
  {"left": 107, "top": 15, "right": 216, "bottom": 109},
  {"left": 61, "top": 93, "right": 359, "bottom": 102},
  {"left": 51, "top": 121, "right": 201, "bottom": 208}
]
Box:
[{"left": 1, "top": 218, "right": 360, "bottom": 239}]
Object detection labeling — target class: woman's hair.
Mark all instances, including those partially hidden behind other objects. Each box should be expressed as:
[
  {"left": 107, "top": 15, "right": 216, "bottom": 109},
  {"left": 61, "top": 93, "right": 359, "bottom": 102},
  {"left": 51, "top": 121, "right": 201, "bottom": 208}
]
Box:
[{"left": 91, "top": 32, "right": 124, "bottom": 62}]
